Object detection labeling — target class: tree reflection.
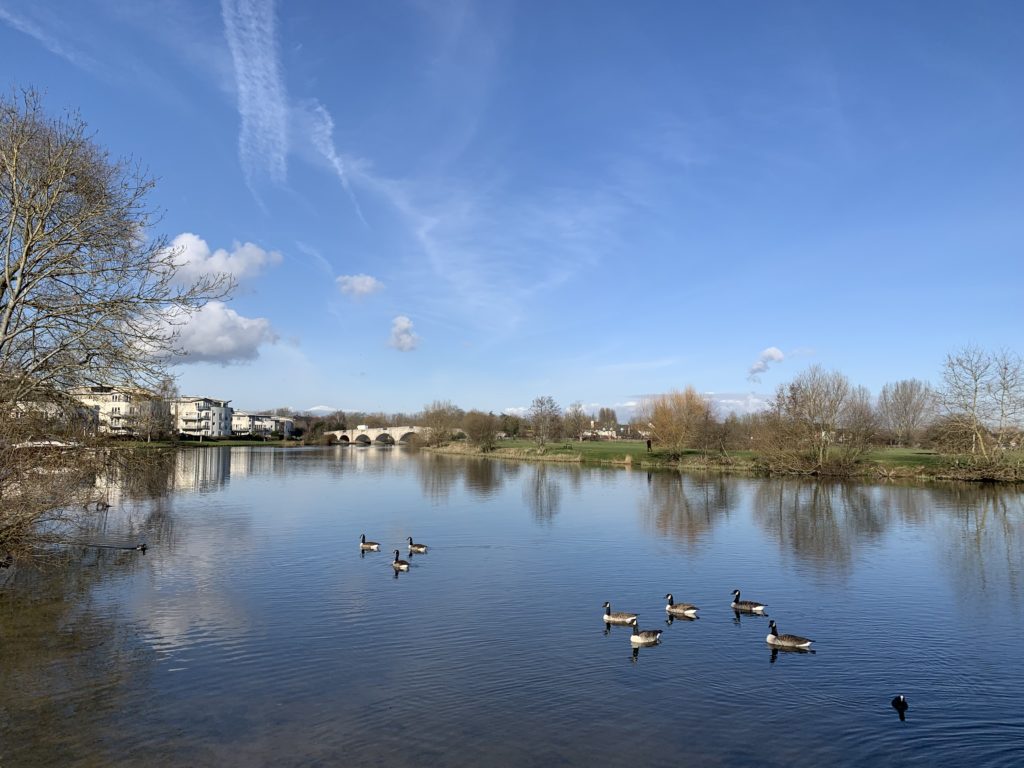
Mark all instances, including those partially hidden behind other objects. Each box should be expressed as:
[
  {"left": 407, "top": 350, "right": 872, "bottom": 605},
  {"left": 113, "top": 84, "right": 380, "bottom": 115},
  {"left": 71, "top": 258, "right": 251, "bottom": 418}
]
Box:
[
  {"left": 415, "top": 453, "right": 461, "bottom": 503},
  {"left": 924, "top": 484, "right": 1023, "bottom": 601},
  {"left": 463, "top": 459, "right": 503, "bottom": 498},
  {"left": 639, "top": 472, "right": 731, "bottom": 546},
  {"left": 524, "top": 464, "right": 562, "bottom": 523},
  {"left": 752, "top": 480, "right": 880, "bottom": 568},
  {"left": 0, "top": 547, "right": 155, "bottom": 763}
]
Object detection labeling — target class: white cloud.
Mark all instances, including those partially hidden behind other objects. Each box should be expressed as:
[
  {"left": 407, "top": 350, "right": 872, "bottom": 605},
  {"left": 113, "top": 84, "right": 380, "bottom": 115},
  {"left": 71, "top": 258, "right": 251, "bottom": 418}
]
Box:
[
  {"left": 336, "top": 274, "right": 384, "bottom": 297},
  {"left": 707, "top": 392, "right": 771, "bottom": 416},
  {"left": 748, "top": 346, "right": 785, "bottom": 381},
  {"left": 502, "top": 406, "right": 529, "bottom": 417},
  {"left": 170, "top": 233, "right": 281, "bottom": 284},
  {"left": 174, "top": 301, "right": 278, "bottom": 364},
  {"left": 221, "top": 0, "right": 288, "bottom": 187},
  {"left": 389, "top": 315, "right": 418, "bottom": 352}
]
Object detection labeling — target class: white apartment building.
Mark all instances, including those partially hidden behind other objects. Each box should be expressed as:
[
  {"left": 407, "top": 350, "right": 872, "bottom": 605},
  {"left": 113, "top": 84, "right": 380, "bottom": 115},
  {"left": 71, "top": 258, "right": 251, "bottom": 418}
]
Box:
[
  {"left": 231, "top": 411, "right": 294, "bottom": 438},
  {"left": 171, "top": 396, "right": 233, "bottom": 438},
  {"left": 70, "top": 386, "right": 168, "bottom": 436}
]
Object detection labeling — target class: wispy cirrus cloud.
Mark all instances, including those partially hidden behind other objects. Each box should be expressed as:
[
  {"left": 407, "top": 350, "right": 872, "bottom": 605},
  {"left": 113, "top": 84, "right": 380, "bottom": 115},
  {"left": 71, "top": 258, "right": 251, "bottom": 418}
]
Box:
[
  {"left": 337, "top": 274, "right": 384, "bottom": 298},
  {"left": 0, "top": 5, "right": 97, "bottom": 70},
  {"left": 221, "top": 0, "right": 288, "bottom": 189},
  {"left": 389, "top": 315, "right": 418, "bottom": 352},
  {"left": 303, "top": 100, "right": 368, "bottom": 225}
]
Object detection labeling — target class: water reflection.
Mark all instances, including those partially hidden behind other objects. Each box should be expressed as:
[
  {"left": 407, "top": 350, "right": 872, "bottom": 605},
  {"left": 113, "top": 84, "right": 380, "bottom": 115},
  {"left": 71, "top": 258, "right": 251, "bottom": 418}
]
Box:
[
  {"left": 731, "top": 608, "right": 770, "bottom": 626},
  {"left": 463, "top": 459, "right": 502, "bottom": 498},
  {"left": 748, "top": 479, "right": 1024, "bottom": 596},
  {"left": 416, "top": 453, "right": 459, "bottom": 502},
  {"left": 524, "top": 465, "right": 562, "bottom": 523},
  {"left": 638, "top": 472, "right": 732, "bottom": 546},
  {"left": 753, "top": 480, "right": 889, "bottom": 568},
  {"left": 4, "top": 448, "right": 1024, "bottom": 767},
  {"left": 769, "top": 646, "right": 815, "bottom": 664}
]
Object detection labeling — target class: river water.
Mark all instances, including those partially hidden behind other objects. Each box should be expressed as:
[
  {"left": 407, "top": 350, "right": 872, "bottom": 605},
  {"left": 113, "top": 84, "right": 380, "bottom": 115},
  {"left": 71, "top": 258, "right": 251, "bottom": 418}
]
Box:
[{"left": 1, "top": 446, "right": 1022, "bottom": 766}]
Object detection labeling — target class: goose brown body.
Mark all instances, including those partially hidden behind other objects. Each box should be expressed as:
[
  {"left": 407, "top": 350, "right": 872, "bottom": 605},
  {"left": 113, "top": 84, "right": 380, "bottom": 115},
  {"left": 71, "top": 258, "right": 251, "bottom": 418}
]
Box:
[
  {"left": 766, "top": 620, "right": 813, "bottom": 649},
  {"left": 664, "top": 593, "right": 699, "bottom": 617},
  {"left": 731, "top": 589, "right": 766, "bottom": 613},
  {"left": 392, "top": 550, "right": 410, "bottom": 571},
  {"left": 603, "top": 601, "right": 638, "bottom": 625},
  {"left": 629, "top": 618, "right": 663, "bottom": 645}
]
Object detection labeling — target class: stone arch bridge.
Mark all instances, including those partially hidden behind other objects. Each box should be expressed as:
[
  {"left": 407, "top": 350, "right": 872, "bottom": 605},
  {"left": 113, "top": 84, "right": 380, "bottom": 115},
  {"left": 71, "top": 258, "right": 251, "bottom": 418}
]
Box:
[{"left": 327, "top": 426, "right": 426, "bottom": 445}]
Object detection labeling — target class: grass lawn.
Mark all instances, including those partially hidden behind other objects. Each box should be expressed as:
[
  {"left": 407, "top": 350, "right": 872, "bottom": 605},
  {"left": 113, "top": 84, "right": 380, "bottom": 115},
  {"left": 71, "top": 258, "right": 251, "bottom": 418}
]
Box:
[
  {"left": 482, "top": 439, "right": 757, "bottom": 465},
  {"left": 865, "top": 447, "right": 944, "bottom": 468}
]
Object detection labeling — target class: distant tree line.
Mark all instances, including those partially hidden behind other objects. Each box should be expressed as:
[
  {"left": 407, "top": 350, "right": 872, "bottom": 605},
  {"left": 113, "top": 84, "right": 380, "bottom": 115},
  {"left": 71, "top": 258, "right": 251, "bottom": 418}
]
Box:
[{"left": 279, "top": 345, "right": 1024, "bottom": 476}]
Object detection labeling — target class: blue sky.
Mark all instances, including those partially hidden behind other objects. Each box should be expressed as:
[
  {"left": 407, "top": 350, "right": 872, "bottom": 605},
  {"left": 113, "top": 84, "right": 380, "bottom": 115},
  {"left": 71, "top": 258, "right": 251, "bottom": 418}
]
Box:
[{"left": 2, "top": 1, "right": 1022, "bottom": 417}]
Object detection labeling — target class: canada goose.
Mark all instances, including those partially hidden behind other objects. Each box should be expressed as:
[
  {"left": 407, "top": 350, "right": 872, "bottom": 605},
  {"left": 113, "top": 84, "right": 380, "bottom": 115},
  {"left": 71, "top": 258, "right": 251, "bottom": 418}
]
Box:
[
  {"left": 629, "top": 618, "right": 663, "bottom": 645},
  {"left": 892, "top": 695, "right": 908, "bottom": 721},
  {"left": 766, "top": 620, "right": 813, "bottom": 649},
  {"left": 392, "top": 550, "right": 410, "bottom": 571},
  {"left": 359, "top": 534, "right": 380, "bottom": 551},
  {"left": 603, "top": 601, "right": 638, "bottom": 625},
  {"left": 665, "top": 593, "right": 699, "bottom": 618},
  {"left": 731, "top": 589, "right": 767, "bottom": 613},
  {"left": 134, "top": 543, "right": 147, "bottom": 553},
  {"left": 407, "top": 537, "right": 428, "bottom": 553}
]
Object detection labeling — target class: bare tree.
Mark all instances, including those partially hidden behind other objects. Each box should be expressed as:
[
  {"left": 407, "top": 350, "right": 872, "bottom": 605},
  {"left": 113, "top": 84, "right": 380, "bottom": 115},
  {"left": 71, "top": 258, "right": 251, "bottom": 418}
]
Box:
[
  {"left": 877, "top": 379, "right": 934, "bottom": 446},
  {"left": 0, "top": 89, "right": 230, "bottom": 406},
  {"left": 421, "top": 400, "right": 464, "bottom": 446},
  {"left": 563, "top": 401, "right": 588, "bottom": 441},
  {"left": 990, "top": 349, "right": 1024, "bottom": 451},
  {"left": 754, "top": 366, "right": 873, "bottom": 473},
  {"left": 639, "top": 387, "right": 712, "bottom": 456},
  {"left": 1, "top": 90, "right": 228, "bottom": 559},
  {"left": 596, "top": 407, "right": 618, "bottom": 429},
  {"left": 463, "top": 410, "right": 498, "bottom": 450},
  {"left": 940, "top": 345, "right": 994, "bottom": 458},
  {"left": 528, "top": 395, "right": 562, "bottom": 446},
  {"left": 127, "top": 377, "right": 178, "bottom": 442}
]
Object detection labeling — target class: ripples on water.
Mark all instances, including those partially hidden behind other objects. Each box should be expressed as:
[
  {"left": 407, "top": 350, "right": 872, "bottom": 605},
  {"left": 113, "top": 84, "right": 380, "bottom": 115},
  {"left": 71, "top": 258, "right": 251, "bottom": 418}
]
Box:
[{"left": 1, "top": 446, "right": 1023, "bottom": 767}]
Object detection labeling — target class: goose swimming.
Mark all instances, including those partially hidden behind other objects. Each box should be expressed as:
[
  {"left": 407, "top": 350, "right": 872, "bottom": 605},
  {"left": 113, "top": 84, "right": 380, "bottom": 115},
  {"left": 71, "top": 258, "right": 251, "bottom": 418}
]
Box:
[
  {"left": 629, "top": 618, "right": 663, "bottom": 645},
  {"left": 603, "top": 601, "right": 638, "bottom": 625},
  {"left": 665, "top": 593, "right": 699, "bottom": 618},
  {"left": 892, "top": 695, "right": 908, "bottom": 721},
  {"left": 406, "top": 536, "right": 428, "bottom": 553},
  {"left": 391, "top": 550, "right": 410, "bottom": 571},
  {"left": 765, "top": 620, "right": 813, "bottom": 649},
  {"left": 359, "top": 534, "right": 381, "bottom": 551},
  {"left": 731, "top": 589, "right": 767, "bottom": 613}
]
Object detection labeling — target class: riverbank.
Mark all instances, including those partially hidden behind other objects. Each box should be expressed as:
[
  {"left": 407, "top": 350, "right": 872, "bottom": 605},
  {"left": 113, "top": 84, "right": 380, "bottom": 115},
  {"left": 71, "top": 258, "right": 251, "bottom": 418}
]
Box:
[
  {"left": 425, "top": 439, "right": 1024, "bottom": 483},
  {"left": 105, "top": 437, "right": 1023, "bottom": 483}
]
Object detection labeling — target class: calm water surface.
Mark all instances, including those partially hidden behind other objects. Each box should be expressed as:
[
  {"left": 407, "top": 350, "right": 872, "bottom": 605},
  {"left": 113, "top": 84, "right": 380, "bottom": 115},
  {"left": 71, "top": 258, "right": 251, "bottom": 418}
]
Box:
[{"left": 2, "top": 446, "right": 1023, "bottom": 766}]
